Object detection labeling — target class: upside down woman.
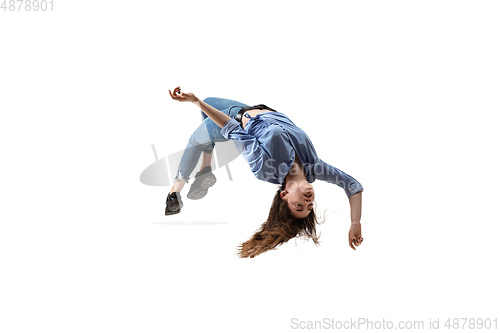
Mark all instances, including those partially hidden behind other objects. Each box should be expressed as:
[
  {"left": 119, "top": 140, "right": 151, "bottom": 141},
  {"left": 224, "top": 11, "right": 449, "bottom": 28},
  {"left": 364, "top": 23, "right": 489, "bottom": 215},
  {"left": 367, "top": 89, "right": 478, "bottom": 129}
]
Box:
[{"left": 166, "top": 86, "right": 364, "bottom": 258}]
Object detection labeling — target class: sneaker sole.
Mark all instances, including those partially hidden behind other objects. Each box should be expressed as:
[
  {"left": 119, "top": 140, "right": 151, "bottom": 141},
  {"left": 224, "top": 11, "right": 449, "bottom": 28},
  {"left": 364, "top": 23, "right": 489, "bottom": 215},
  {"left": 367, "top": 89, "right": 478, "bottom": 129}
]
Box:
[
  {"left": 187, "top": 177, "right": 216, "bottom": 200},
  {"left": 165, "top": 206, "right": 181, "bottom": 215}
]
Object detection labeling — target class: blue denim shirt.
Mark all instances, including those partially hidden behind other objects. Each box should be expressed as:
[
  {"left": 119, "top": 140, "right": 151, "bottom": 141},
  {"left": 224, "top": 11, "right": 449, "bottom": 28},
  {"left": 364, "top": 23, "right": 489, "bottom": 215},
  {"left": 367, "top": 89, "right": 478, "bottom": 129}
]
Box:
[{"left": 220, "top": 112, "right": 364, "bottom": 199}]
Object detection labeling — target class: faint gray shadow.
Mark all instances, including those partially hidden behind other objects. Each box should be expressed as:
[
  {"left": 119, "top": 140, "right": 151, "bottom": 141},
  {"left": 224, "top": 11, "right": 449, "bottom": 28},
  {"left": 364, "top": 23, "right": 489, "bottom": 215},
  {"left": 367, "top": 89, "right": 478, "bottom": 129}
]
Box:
[{"left": 141, "top": 142, "right": 242, "bottom": 186}]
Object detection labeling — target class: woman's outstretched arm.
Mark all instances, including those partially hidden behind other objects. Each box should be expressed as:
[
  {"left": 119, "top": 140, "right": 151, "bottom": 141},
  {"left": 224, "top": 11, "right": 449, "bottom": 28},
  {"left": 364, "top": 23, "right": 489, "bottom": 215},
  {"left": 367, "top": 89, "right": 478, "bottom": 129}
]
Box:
[
  {"left": 169, "top": 86, "right": 230, "bottom": 127},
  {"left": 193, "top": 98, "right": 231, "bottom": 128},
  {"left": 313, "top": 158, "right": 364, "bottom": 249}
]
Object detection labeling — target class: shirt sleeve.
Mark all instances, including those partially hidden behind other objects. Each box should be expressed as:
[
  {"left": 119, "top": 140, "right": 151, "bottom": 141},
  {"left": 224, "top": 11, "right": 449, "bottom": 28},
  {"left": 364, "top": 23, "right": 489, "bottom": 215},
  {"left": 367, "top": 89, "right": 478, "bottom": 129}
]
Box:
[
  {"left": 220, "top": 118, "right": 266, "bottom": 174},
  {"left": 314, "top": 158, "right": 364, "bottom": 199}
]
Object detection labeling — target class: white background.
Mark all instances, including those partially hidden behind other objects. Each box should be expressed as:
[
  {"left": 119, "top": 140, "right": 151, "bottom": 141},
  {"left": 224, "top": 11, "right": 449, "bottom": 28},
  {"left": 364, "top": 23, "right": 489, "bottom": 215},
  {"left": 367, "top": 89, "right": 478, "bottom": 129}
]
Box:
[{"left": 1, "top": 0, "right": 499, "bottom": 332}]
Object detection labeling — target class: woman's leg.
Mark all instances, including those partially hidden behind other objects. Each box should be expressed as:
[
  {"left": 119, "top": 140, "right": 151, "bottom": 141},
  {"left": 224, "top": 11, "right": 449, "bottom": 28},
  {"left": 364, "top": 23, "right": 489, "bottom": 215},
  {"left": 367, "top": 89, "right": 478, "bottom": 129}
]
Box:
[
  {"left": 168, "top": 120, "right": 214, "bottom": 195},
  {"left": 199, "top": 150, "right": 214, "bottom": 171},
  {"left": 169, "top": 97, "right": 249, "bottom": 195},
  {"left": 169, "top": 151, "right": 214, "bottom": 195},
  {"left": 200, "top": 97, "right": 249, "bottom": 144},
  {"left": 197, "top": 97, "right": 248, "bottom": 172}
]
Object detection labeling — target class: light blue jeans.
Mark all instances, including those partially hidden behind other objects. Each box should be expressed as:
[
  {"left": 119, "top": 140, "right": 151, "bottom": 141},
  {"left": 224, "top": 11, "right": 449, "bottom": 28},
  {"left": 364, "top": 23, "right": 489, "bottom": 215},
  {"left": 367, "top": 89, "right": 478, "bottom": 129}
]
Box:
[{"left": 175, "top": 97, "right": 250, "bottom": 183}]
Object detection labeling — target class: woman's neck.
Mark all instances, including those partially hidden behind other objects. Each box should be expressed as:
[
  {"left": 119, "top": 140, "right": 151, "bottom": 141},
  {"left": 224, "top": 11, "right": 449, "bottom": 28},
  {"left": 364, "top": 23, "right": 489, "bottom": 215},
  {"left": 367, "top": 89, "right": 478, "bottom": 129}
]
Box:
[{"left": 285, "top": 153, "right": 306, "bottom": 183}]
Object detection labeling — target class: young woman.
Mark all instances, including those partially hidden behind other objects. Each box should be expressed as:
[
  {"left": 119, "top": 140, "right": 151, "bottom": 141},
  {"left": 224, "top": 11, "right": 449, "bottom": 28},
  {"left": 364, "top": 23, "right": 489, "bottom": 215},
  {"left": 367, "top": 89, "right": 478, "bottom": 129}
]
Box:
[{"left": 166, "top": 86, "right": 364, "bottom": 258}]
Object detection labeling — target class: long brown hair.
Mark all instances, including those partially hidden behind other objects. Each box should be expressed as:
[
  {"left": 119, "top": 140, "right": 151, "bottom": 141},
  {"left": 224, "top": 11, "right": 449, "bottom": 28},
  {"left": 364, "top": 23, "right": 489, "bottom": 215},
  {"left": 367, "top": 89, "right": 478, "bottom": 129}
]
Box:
[{"left": 236, "top": 179, "right": 325, "bottom": 258}]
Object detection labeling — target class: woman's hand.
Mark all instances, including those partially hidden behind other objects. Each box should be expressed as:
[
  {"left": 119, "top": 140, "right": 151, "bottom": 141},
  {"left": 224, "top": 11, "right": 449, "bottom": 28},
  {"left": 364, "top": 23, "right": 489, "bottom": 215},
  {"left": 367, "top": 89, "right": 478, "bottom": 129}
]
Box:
[
  {"left": 348, "top": 222, "right": 363, "bottom": 250},
  {"left": 168, "top": 86, "right": 199, "bottom": 103}
]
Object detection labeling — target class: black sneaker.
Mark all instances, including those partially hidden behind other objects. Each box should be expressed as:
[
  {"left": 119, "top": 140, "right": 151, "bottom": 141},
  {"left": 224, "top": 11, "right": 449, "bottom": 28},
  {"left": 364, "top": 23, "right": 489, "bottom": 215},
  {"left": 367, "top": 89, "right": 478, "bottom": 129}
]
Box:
[
  {"left": 165, "top": 191, "right": 183, "bottom": 215},
  {"left": 187, "top": 166, "right": 217, "bottom": 200}
]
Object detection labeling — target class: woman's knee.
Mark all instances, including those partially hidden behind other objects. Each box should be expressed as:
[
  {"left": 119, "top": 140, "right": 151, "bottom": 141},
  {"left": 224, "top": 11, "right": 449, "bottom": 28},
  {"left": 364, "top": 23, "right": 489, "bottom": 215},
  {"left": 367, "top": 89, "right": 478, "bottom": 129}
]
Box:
[
  {"left": 188, "top": 133, "right": 213, "bottom": 151},
  {"left": 203, "top": 97, "right": 218, "bottom": 107},
  {"left": 203, "top": 97, "right": 246, "bottom": 111}
]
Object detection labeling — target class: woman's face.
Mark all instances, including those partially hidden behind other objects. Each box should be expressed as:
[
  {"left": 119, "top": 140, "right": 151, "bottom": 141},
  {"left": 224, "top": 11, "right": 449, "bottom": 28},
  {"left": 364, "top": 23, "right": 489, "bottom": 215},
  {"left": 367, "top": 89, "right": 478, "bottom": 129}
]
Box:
[{"left": 280, "top": 180, "right": 315, "bottom": 218}]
